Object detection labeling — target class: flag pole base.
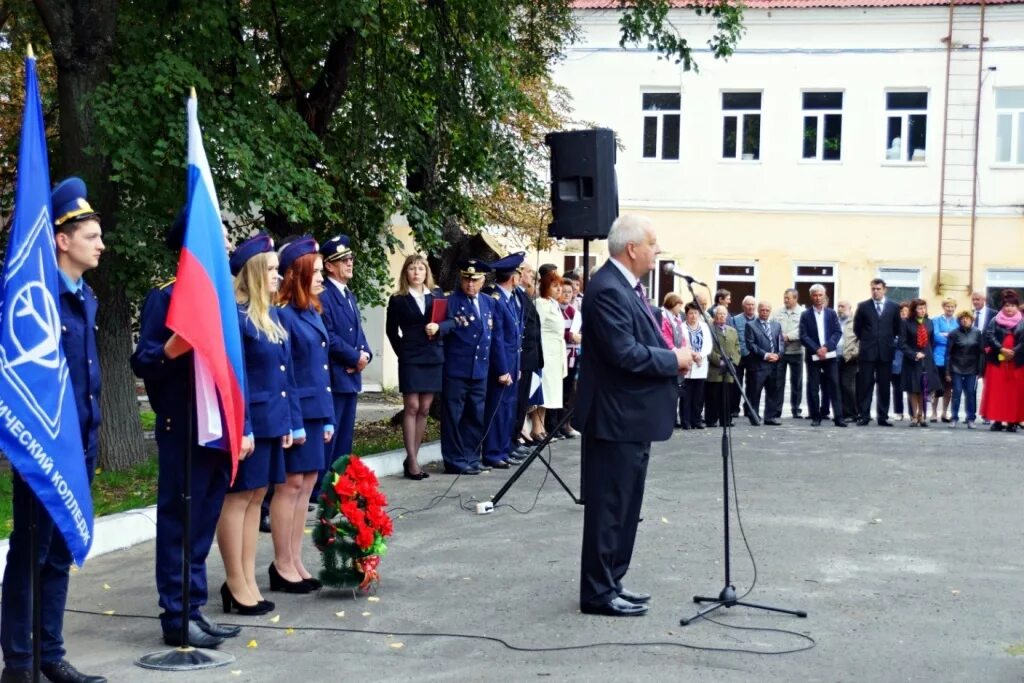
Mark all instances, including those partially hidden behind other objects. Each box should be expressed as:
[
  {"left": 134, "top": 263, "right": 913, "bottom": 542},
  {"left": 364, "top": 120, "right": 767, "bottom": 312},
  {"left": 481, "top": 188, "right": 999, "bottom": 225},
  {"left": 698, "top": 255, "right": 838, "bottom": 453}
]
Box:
[{"left": 135, "top": 646, "right": 235, "bottom": 671}]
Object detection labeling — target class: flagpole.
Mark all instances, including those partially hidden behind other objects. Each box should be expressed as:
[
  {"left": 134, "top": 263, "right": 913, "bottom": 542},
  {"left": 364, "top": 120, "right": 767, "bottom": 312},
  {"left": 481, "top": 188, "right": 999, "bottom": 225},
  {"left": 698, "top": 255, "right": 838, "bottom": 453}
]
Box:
[{"left": 30, "top": 485, "right": 41, "bottom": 683}]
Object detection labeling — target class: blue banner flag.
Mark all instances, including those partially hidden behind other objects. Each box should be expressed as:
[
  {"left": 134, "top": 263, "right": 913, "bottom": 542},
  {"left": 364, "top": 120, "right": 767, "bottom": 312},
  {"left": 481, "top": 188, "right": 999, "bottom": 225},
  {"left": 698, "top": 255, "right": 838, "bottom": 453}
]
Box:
[{"left": 0, "top": 53, "right": 94, "bottom": 565}]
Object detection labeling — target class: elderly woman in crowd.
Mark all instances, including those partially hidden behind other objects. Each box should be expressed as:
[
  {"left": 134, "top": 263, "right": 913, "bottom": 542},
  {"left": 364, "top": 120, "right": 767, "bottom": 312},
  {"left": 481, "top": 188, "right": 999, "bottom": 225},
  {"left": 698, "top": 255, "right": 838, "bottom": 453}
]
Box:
[
  {"left": 681, "top": 301, "right": 712, "bottom": 429},
  {"left": 705, "top": 305, "right": 740, "bottom": 428},
  {"left": 980, "top": 289, "right": 1024, "bottom": 432},
  {"left": 532, "top": 269, "right": 568, "bottom": 440},
  {"left": 930, "top": 296, "right": 958, "bottom": 423},
  {"left": 901, "top": 298, "right": 942, "bottom": 427},
  {"left": 891, "top": 301, "right": 910, "bottom": 421},
  {"left": 945, "top": 309, "right": 984, "bottom": 428},
  {"left": 660, "top": 293, "right": 688, "bottom": 427}
]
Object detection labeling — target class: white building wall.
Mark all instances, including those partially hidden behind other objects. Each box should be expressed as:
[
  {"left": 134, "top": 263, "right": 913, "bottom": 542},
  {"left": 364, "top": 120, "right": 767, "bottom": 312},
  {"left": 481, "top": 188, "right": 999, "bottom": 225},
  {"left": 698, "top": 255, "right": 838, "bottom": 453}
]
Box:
[{"left": 554, "top": 6, "right": 1024, "bottom": 216}]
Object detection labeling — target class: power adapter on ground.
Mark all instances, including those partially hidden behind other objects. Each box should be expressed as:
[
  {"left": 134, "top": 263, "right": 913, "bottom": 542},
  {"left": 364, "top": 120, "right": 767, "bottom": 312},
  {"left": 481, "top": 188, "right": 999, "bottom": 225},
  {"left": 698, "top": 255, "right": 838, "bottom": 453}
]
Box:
[{"left": 475, "top": 501, "right": 494, "bottom": 515}]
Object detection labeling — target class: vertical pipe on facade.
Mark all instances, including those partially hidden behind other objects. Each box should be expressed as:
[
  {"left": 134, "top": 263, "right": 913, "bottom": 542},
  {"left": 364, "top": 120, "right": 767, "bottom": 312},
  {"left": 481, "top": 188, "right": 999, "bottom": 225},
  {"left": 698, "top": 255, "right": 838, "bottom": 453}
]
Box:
[
  {"left": 936, "top": 0, "right": 955, "bottom": 295},
  {"left": 967, "top": 0, "right": 987, "bottom": 295}
]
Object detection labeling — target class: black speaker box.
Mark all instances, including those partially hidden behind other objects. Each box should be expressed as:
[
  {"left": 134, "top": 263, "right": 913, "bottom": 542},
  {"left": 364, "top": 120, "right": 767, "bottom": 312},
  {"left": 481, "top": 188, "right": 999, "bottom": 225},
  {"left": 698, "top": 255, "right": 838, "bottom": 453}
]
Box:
[{"left": 545, "top": 128, "right": 618, "bottom": 240}]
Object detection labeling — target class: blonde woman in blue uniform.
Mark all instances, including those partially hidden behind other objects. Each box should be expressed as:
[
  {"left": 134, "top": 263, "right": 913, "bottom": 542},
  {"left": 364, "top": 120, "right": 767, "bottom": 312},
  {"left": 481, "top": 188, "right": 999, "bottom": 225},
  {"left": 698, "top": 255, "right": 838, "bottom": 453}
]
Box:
[
  {"left": 217, "top": 235, "right": 304, "bottom": 615},
  {"left": 270, "top": 237, "right": 334, "bottom": 593}
]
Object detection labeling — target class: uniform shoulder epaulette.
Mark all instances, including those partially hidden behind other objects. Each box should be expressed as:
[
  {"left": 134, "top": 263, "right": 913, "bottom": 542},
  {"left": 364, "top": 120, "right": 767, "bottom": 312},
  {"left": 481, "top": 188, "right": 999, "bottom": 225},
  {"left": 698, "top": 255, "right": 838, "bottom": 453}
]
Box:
[
  {"left": 159, "top": 278, "right": 176, "bottom": 290},
  {"left": 490, "top": 292, "right": 500, "bottom": 300}
]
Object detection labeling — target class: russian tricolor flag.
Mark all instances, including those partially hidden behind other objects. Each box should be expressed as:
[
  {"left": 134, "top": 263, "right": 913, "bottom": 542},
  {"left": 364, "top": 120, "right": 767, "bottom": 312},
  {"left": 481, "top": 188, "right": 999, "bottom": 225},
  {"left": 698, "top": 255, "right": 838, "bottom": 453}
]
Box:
[{"left": 166, "top": 90, "right": 246, "bottom": 482}]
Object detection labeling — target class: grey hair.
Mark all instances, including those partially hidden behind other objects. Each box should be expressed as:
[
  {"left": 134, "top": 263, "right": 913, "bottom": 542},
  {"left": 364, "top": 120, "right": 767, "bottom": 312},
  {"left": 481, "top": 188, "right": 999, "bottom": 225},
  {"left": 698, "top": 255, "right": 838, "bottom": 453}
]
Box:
[
  {"left": 757, "top": 300, "right": 772, "bottom": 309},
  {"left": 809, "top": 283, "right": 826, "bottom": 294},
  {"left": 711, "top": 305, "right": 729, "bottom": 318},
  {"left": 743, "top": 295, "right": 756, "bottom": 305},
  {"left": 607, "top": 214, "right": 652, "bottom": 257},
  {"left": 784, "top": 288, "right": 798, "bottom": 297}
]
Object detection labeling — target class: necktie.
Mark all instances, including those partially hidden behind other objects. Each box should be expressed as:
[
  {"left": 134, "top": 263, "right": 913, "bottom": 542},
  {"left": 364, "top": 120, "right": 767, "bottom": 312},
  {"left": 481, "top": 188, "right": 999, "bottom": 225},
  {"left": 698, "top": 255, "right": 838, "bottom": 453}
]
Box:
[
  {"left": 762, "top": 321, "right": 771, "bottom": 351},
  {"left": 343, "top": 288, "right": 355, "bottom": 314},
  {"left": 471, "top": 297, "right": 480, "bottom": 317},
  {"left": 875, "top": 301, "right": 882, "bottom": 315},
  {"left": 634, "top": 282, "right": 665, "bottom": 345}
]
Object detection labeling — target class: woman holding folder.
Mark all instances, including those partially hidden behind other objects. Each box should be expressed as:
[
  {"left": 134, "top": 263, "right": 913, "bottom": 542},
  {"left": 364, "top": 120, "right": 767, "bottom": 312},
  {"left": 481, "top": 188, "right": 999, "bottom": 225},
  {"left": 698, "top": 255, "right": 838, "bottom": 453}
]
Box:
[{"left": 385, "top": 255, "right": 448, "bottom": 479}]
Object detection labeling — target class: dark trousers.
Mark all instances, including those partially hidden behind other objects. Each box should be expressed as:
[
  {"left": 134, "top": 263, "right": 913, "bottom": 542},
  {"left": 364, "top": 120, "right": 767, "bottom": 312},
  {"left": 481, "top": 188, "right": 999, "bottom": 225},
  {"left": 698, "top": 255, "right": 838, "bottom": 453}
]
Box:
[
  {"left": 857, "top": 358, "right": 893, "bottom": 422},
  {"left": 310, "top": 392, "right": 358, "bottom": 501},
  {"left": 155, "top": 434, "right": 230, "bottom": 633},
  {"left": 514, "top": 363, "right": 539, "bottom": 440},
  {"left": 839, "top": 359, "right": 859, "bottom": 420},
  {"left": 806, "top": 358, "right": 842, "bottom": 422},
  {"left": 682, "top": 378, "right": 705, "bottom": 428},
  {"left": 891, "top": 372, "right": 905, "bottom": 415},
  {"left": 579, "top": 434, "right": 650, "bottom": 607},
  {"left": 482, "top": 377, "right": 517, "bottom": 464},
  {"left": 441, "top": 375, "right": 486, "bottom": 471},
  {"left": 705, "top": 381, "right": 731, "bottom": 427},
  {"left": 779, "top": 354, "right": 803, "bottom": 415},
  {"left": 746, "top": 362, "right": 782, "bottom": 421},
  {"left": 730, "top": 356, "right": 755, "bottom": 416},
  {"left": 0, "top": 470, "right": 86, "bottom": 669}
]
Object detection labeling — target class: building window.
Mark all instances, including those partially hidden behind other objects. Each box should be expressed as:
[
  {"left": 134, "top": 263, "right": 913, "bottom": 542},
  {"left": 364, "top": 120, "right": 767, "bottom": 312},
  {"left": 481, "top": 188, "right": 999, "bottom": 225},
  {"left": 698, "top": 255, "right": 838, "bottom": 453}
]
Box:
[
  {"left": 563, "top": 254, "right": 597, "bottom": 291},
  {"left": 715, "top": 263, "right": 757, "bottom": 315},
  {"left": 995, "top": 88, "right": 1024, "bottom": 165},
  {"left": 802, "top": 92, "right": 843, "bottom": 161},
  {"left": 885, "top": 91, "right": 927, "bottom": 163},
  {"left": 793, "top": 264, "right": 836, "bottom": 308},
  {"left": 641, "top": 92, "right": 681, "bottom": 160},
  {"left": 722, "top": 92, "right": 762, "bottom": 161},
  {"left": 985, "top": 269, "right": 1024, "bottom": 309},
  {"left": 877, "top": 267, "right": 921, "bottom": 305}
]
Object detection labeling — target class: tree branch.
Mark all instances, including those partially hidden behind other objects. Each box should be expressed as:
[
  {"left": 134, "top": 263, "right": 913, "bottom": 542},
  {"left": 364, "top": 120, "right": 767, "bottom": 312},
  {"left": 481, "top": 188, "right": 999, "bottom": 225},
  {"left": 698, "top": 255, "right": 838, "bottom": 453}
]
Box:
[{"left": 269, "top": 0, "right": 302, "bottom": 100}]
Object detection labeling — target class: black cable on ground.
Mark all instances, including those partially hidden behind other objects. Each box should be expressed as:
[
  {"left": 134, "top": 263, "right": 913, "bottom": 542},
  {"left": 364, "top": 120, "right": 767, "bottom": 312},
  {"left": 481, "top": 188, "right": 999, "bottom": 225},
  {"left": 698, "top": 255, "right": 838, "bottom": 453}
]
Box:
[{"left": 64, "top": 607, "right": 814, "bottom": 656}]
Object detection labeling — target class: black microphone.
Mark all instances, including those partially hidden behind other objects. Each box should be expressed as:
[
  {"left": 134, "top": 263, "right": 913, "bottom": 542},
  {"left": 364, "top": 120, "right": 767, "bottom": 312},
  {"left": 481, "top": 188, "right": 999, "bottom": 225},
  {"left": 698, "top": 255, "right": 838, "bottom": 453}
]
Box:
[{"left": 662, "top": 262, "right": 707, "bottom": 287}]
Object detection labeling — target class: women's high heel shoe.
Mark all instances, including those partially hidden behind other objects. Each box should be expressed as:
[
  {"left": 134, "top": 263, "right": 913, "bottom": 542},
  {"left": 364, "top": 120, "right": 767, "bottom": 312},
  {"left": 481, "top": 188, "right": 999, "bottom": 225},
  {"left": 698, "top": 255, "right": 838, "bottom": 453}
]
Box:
[
  {"left": 403, "top": 462, "right": 428, "bottom": 480},
  {"left": 221, "top": 583, "right": 272, "bottom": 615},
  {"left": 303, "top": 577, "right": 323, "bottom": 590},
  {"left": 268, "top": 562, "right": 314, "bottom": 594}
]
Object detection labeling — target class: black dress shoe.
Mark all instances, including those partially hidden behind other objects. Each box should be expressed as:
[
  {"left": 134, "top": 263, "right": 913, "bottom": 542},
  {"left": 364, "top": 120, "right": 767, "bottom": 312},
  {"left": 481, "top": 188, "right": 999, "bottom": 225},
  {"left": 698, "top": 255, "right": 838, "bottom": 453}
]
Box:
[
  {"left": 877, "top": 420, "right": 893, "bottom": 427},
  {"left": 303, "top": 577, "right": 323, "bottom": 590},
  {"left": 856, "top": 418, "right": 871, "bottom": 426},
  {"left": 763, "top": 419, "right": 781, "bottom": 426},
  {"left": 618, "top": 588, "right": 651, "bottom": 604},
  {"left": 0, "top": 669, "right": 31, "bottom": 683},
  {"left": 196, "top": 612, "right": 241, "bottom": 637},
  {"left": 39, "top": 660, "right": 106, "bottom": 683},
  {"left": 269, "top": 562, "right": 315, "bottom": 593},
  {"left": 581, "top": 597, "right": 649, "bottom": 617},
  {"left": 220, "top": 583, "right": 272, "bottom": 616},
  {"left": 163, "top": 621, "right": 225, "bottom": 648},
  {"left": 834, "top": 420, "right": 847, "bottom": 427}
]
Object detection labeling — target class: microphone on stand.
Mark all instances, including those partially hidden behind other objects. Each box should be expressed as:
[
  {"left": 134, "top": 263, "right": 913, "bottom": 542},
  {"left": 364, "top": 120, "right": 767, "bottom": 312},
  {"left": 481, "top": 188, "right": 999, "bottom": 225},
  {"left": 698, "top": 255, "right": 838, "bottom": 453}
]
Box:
[{"left": 662, "top": 262, "right": 707, "bottom": 287}]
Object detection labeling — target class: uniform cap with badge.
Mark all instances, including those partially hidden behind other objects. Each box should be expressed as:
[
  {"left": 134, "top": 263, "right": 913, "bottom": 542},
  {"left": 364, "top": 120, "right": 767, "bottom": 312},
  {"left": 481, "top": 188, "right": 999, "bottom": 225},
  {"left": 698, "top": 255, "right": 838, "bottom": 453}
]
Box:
[
  {"left": 51, "top": 176, "right": 100, "bottom": 228},
  {"left": 229, "top": 232, "right": 275, "bottom": 276},
  {"left": 278, "top": 235, "right": 319, "bottom": 273},
  {"left": 320, "top": 234, "right": 353, "bottom": 263},
  {"left": 489, "top": 251, "right": 526, "bottom": 280},
  {"left": 458, "top": 258, "right": 491, "bottom": 280}
]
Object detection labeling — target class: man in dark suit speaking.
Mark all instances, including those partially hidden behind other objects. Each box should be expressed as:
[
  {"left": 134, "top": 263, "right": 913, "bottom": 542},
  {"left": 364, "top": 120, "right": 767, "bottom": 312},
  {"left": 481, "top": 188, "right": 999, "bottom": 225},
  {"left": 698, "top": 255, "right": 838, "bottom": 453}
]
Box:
[
  {"left": 575, "top": 215, "right": 692, "bottom": 617},
  {"left": 853, "top": 278, "right": 902, "bottom": 426}
]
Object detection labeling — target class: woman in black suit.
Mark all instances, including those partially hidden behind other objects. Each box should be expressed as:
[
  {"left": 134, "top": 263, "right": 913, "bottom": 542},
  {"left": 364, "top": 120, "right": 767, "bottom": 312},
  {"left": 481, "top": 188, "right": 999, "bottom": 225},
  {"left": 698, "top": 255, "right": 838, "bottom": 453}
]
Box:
[
  {"left": 386, "top": 255, "right": 445, "bottom": 480},
  {"left": 901, "top": 298, "right": 942, "bottom": 427}
]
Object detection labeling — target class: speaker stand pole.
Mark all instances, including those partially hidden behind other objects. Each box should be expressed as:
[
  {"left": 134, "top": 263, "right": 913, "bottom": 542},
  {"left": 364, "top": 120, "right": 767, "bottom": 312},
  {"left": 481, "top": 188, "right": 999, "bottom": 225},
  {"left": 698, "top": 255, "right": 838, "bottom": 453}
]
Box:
[{"left": 579, "top": 238, "right": 591, "bottom": 506}]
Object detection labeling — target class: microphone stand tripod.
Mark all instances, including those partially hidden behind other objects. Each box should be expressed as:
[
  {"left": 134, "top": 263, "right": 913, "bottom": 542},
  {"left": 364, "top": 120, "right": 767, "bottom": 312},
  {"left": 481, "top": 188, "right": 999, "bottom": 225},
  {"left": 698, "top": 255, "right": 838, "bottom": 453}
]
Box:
[{"left": 679, "top": 280, "right": 807, "bottom": 626}]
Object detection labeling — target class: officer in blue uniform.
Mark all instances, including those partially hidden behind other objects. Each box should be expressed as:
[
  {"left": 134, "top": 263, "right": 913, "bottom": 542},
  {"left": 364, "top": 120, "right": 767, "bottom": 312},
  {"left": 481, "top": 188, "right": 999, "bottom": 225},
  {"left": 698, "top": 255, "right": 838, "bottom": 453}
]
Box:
[
  {"left": 317, "top": 235, "right": 371, "bottom": 473},
  {"left": 129, "top": 212, "right": 240, "bottom": 649},
  {"left": 1, "top": 178, "right": 106, "bottom": 683},
  {"left": 440, "top": 259, "right": 510, "bottom": 474},
  {"left": 481, "top": 252, "right": 525, "bottom": 469}
]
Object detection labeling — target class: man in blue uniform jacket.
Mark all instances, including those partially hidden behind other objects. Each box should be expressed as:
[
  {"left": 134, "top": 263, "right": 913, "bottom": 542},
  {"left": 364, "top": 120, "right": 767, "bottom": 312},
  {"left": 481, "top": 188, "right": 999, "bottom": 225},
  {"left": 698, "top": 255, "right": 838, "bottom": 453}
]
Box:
[
  {"left": 129, "top": 212, "right": 244, "bottom": 649},
  {"left": 440, "top": 259, "right": 511, "bottom": 474},
  {"left": 1, "top": 178, "right": 107, "bottom": 683},
  {"left": 481, "top": 252, "right": 525, "bottom": 468},
  {"left": 318, "top": 235, "right": 371, "bottom": 470}
]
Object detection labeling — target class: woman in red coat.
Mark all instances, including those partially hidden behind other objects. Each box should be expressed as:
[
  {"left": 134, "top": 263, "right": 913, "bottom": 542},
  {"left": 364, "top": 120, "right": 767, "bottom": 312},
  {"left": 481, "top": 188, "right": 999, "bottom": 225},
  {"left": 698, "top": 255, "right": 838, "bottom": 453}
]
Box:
[{"left": 980, "top": 289, "right": 1024, "bottom": 431}]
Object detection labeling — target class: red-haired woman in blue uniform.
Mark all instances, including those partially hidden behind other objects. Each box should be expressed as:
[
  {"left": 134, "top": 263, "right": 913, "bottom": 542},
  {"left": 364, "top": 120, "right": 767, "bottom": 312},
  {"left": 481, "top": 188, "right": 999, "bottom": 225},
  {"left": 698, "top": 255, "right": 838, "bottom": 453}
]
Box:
[{"left": 270, "top": 237, "right": 334, "bottom": 593}]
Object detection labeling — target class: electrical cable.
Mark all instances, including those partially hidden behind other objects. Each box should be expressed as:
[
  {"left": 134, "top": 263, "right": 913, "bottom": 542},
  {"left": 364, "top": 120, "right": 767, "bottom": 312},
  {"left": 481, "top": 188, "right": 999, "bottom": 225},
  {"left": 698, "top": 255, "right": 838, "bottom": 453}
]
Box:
[{"left": 64, "top": 607, "right": 814, "bottom": 656}]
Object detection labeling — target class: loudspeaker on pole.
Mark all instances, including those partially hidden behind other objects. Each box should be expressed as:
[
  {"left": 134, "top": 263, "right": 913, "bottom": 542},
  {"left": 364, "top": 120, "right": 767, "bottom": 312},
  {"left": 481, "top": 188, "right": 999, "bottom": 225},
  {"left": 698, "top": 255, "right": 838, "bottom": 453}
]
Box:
[{"left": 545, "top": 128, "right": 618, "bottom": 240}]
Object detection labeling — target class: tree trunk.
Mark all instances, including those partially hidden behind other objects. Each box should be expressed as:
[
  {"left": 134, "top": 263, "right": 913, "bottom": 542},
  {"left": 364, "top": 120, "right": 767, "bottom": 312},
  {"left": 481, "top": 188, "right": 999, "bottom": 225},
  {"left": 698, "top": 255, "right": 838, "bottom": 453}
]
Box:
[{"left": 37, "top": 0, "right": 145, "bottom": 471}]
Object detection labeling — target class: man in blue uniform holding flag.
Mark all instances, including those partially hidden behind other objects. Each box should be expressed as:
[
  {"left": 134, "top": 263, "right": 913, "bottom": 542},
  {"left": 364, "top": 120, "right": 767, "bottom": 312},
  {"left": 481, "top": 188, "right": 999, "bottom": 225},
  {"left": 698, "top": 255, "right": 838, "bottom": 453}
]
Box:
[{"left": 0, "top": 48, "right": 106, "bottom": 683}]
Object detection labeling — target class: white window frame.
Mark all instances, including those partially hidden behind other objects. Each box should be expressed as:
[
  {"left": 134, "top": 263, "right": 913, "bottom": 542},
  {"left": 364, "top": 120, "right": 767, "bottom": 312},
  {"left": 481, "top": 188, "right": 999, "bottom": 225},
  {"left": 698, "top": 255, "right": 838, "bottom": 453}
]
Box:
[
  {"left": 986, "top": 269, "right": 1024, "bottom": 289},
  {"left": 721, "top": 91, "right": 762, "bottom": 162},
  {"left": 801, "top": 91, "right": 844, "bottom": 162},
  {"left": 640, "top": 257, "right": 677, "bottom": 305},
  {"left": 884, "top": 90, "right": 928, "bottom": 164},
  {"left": 640, "top": 90, "right": 682, "bottom": 161},
  {"left": 877, "top": 267, "right": 922, "bottom": 300},
  {"left": 715, "top": 261, "right": 758, "bottom": 291},
  {"left": 994, "top": 88, "right": 1024, "bottom": 166}
]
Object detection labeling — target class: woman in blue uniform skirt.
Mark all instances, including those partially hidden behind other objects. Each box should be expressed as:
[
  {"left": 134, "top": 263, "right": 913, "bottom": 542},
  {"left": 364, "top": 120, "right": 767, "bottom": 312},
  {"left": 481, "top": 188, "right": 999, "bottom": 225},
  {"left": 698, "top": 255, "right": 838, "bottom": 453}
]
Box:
[
  {"left": 385, "top": 255, "right": 445, "bottom": 480},
  {"left": 217, "top": 235, "right": 303, "bottom": 614},
  {"left": 270, "top": 237, "right": 335, "bottom": 593}
]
